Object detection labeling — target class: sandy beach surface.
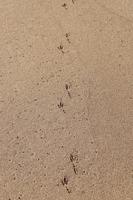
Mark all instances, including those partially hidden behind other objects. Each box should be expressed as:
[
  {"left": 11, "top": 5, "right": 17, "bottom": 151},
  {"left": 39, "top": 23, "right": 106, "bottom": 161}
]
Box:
[{"left": 0, "top": 0, "right": 133, "bottom": 199}]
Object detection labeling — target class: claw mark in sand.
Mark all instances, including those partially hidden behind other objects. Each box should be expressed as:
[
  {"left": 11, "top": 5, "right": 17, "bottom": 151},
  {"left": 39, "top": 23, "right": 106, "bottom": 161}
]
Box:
[
  {"left": 65, "top": 83, "right": 71, "bottom": 98},
  {"left": 61, "top": 176, "right": 71, "bottom": 193},
  {"left": 70, "top": 153, "right": 78, "bottom": 174},
  {"left": 58, "top": 99, "right": 65, "bottom": 113},
  {"left": 65, "top": 33, "right": 71, "bottom": 43},
  {"left": 58, "top": 44, "right": 64, "bottom": 54},
  {"left": 62, "top": 3, "right": 68, "bottom": 9}
]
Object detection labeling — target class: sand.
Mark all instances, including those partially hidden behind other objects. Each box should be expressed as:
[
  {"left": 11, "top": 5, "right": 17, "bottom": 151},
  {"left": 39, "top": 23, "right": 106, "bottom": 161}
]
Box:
[{"left": 0, "top": 0, "right": 133, "bottom": 199}]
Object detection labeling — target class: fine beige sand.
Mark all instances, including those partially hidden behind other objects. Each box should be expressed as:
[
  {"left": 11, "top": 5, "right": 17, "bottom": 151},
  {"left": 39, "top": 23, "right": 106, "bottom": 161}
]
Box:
[{"left": 0, "top": 0, "right": 133, "bottom": 199}]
